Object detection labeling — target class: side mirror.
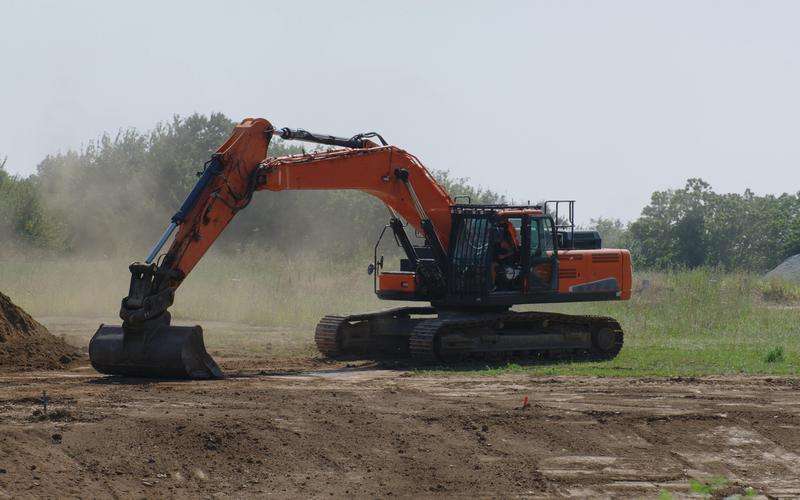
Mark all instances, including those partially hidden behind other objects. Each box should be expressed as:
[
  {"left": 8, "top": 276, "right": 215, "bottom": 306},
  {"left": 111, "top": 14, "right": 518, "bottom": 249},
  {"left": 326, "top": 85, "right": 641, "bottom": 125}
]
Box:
[{"left": 367, "top": 256, "right": 385, "bottom": 275}]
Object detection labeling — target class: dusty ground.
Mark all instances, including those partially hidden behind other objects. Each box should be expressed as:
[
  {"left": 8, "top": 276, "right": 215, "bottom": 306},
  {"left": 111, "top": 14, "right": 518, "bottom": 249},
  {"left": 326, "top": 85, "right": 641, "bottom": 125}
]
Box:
[{"left": 0, "top": 319, "right": 799, "bottom": 498}]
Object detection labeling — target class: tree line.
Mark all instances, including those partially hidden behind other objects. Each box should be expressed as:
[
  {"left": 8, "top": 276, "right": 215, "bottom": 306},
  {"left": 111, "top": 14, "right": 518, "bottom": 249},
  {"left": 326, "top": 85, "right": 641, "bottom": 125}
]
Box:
[
  {"left": 0, "top": 113, "right": 504, "bottom": 260},
  {"left": 1, "top": 113, "right": 798, "bottom": 271},
  {"left": 608, "top": 178, "right": 800, "bottom": 271}
]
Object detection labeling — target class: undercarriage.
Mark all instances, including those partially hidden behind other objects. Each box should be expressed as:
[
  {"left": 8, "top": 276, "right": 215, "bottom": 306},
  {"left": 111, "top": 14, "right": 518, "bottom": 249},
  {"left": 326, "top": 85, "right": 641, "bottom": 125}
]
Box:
[{"left": 315, "top": 307, "right": 623, "bottom": 364}]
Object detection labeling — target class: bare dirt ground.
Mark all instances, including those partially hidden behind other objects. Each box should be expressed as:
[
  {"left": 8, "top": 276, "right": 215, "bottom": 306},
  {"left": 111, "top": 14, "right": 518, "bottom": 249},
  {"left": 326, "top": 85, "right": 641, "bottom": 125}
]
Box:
[{"left": 1, "top": 319, "right": 799, "bottom": 498}]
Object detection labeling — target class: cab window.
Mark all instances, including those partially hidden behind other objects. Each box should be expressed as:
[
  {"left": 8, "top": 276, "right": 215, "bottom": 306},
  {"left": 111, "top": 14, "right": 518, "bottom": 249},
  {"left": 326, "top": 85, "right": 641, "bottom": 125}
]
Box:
[
  {"left": 542, "top": 217, "right": 555, "bottom": 252},
  {"left": 529, "top": 220, "right": 541, "bottom": 257},
  {"left": 509, "top": 217, "right": 522, "bottom": 246}
]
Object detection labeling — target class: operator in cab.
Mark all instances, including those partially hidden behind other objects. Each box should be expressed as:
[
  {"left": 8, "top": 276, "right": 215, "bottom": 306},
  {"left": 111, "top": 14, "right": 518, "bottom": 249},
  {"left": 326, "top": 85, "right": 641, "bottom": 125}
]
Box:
[{"left": 492, "top": 221, "right": 520, "bottom": 291}]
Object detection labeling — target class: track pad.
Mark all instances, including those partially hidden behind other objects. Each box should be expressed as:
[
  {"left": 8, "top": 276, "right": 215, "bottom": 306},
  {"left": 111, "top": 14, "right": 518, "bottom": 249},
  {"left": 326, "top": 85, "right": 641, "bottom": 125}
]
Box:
[{"left": 89, "top": 323, "right": 223, "bottom": 379}]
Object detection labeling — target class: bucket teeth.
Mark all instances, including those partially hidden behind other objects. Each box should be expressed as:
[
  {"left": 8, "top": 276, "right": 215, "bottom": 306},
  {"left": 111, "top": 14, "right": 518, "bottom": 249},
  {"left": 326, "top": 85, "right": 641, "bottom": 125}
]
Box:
[{"left": 89, "top": 324, "right": 222, "bottom": 379}]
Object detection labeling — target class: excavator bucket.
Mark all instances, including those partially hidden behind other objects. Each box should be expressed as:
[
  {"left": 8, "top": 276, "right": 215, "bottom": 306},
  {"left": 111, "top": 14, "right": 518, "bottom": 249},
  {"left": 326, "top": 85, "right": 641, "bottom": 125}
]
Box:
[{"left": 89, "top": 323, "right": 223, "bottom": 379}]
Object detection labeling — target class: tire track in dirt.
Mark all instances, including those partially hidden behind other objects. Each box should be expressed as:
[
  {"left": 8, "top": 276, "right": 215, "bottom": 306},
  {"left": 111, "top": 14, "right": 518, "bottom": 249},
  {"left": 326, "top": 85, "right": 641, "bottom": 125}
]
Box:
[{"left": 0, "top": 367, "right": 798, "bottom": 498}]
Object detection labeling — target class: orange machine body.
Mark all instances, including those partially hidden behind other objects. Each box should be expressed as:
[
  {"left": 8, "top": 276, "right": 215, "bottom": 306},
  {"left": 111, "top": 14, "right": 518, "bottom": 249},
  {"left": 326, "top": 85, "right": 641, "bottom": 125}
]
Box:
[
  {"left": 377, "top": 250, "right": 632, "bottom": 300},
  {"left": 557, "top": 249, "right": 632, "bottom": 300},
  {"left": 258, "top": 146, "right": 453, "bottom": 248},
  {"left": 378, "top": 272, "right": 418, "bottom": 293},
  {"left": 166, "top": 118, "right": 275, "bottom": 279}
]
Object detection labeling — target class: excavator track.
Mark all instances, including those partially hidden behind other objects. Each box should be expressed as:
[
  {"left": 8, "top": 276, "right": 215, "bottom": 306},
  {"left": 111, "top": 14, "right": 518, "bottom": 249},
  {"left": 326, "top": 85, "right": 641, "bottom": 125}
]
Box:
[
  {"left": 319, "top": 309, "right": 623, "bottom": 364},
  {"left": 410, "top": 311, "right": 623, "bottom": 364}
]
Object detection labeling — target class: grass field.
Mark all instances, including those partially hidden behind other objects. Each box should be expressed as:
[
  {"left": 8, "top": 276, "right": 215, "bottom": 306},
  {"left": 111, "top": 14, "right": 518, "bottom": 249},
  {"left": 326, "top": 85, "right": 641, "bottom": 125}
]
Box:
[
  {"left": 1, "top": 253, "right": 798, "bottom": 376},
  {"left": 503, "top": 269, "right": 800, "bottom": 377}
]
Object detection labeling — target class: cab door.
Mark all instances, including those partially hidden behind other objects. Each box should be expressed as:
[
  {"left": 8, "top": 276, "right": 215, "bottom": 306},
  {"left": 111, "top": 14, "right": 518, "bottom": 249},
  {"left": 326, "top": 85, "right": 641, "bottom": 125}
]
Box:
[{"left": 527, "top": 216, "right": 558, "bottom": 291}]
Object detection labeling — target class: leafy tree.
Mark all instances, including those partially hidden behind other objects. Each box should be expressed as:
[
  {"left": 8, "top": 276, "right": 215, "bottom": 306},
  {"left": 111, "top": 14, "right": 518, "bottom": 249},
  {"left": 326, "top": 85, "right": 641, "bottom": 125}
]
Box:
[
  {"left": 0, "top": 157, "right": 66, "bottom": 250},
  {"left": 628, "top": 178, "right": 800, "bottom": 271},
  {"left": 433, "top": 170, "right": 506, "bottom": 205},
  {"left": 587, "top": 217, "right": 627, "bottom": 249}
]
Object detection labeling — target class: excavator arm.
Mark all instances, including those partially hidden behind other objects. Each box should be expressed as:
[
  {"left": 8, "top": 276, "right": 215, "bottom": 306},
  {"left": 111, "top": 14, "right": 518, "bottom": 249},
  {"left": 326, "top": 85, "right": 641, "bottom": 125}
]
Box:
[{"left": 90, "top": 117, "right": 454, "bottom": 379}]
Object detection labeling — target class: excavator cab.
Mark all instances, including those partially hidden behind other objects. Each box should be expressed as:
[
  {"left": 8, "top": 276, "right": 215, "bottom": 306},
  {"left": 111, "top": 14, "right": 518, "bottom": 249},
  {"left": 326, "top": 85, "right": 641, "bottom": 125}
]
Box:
[
  {"left": 446, "top": 205, "right": 559, "bottom": 303},
  {"left": 375, "top": 204, "right": 563, "bottom": 304}
]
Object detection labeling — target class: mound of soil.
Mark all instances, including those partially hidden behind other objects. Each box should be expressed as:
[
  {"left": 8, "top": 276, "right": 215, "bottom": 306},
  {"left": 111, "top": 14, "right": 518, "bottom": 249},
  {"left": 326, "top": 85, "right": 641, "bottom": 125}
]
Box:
[
  {"left": 0, "top": 291, "right": 81, "bottom": 371},
  {"left": 766, "top": 254, "right": 800, "bottom": 282}
]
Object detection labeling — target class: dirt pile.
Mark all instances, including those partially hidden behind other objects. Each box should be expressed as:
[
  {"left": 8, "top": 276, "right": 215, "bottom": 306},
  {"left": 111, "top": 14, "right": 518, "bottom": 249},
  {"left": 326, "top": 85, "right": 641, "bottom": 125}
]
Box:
[
  {"left": 766, "top": 254, "right": 800, "bottom": 282},
  {"left": 0, "top": 291, "right": 81, "bottom": 371}
]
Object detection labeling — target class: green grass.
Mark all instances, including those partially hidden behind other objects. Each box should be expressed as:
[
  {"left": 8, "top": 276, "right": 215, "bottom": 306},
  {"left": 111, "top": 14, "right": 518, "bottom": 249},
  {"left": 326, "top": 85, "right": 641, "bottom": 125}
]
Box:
[
  {"left": 689, "top": 476, "right": 729, "bottom": 495},
  {"left": 657, "top": 489, "right": 673, "bottom": 500},
  {"left": 657, "top": 476, "right": 757, "bottom": 499},
  {"left": 764, "top": 346, "right": 785, "bottom": 363},
  {"left": 758, "top": 277, "right": 800, "bottom": 304},
  {"left": 1, "top": 255, "right": 799, "bottom": 376}
]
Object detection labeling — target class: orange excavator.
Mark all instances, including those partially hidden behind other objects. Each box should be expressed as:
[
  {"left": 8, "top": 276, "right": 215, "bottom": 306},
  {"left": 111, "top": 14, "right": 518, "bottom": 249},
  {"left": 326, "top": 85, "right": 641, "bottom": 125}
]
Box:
[{"left": 89, "top": 117, "right": 632, "bottom": 378}]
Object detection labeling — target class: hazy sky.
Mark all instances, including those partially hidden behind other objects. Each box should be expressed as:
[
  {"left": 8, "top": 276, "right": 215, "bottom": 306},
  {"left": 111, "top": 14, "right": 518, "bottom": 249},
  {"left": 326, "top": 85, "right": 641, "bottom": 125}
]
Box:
[{"left": 2, "top": 0, "right": 799, "bottom": 223}]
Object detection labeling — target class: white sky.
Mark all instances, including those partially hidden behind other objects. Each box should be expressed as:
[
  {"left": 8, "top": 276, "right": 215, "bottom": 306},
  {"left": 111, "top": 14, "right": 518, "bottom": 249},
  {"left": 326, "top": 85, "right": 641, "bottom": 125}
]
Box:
[{"left": 2, "top": 0, "right": 799, "bottom": 223}]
